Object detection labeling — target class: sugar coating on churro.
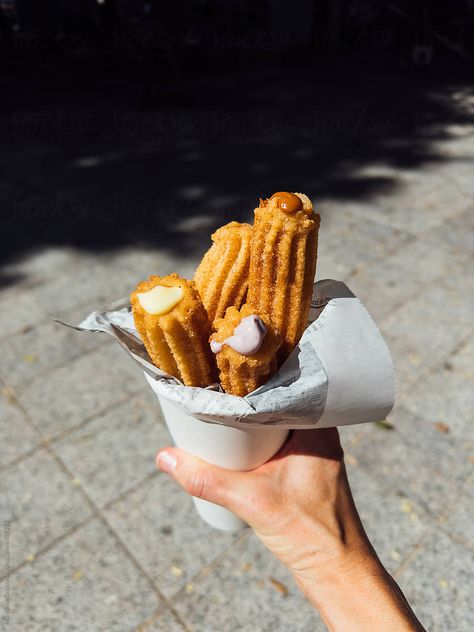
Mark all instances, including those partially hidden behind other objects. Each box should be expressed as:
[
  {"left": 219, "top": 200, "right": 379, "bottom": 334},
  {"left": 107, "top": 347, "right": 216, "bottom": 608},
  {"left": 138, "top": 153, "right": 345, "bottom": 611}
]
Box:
[
  {"left": 247, "top": 192, "right": 320, "bottom": 362},
  {"left": 210, "top": 304, "right": 282, "bottom": 397},
  {"left": 131, "top": 273, "right": 217, "bottom": 387},
  {"left": 194, "top": 221, "right": 252, "bottom": 324}
]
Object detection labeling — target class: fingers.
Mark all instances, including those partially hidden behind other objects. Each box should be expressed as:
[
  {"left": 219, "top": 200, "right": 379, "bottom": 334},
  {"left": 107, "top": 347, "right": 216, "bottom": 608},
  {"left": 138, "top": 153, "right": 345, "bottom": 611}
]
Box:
[{"left": 156, "top": 447, "right": 247, "bottom": 515}]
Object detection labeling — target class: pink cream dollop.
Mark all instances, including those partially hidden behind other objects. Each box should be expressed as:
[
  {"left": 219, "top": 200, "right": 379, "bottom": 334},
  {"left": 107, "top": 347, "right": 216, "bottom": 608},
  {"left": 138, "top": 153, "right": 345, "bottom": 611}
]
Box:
[{"left": 211, "top": 315, "right": 267, "bottom": 356}]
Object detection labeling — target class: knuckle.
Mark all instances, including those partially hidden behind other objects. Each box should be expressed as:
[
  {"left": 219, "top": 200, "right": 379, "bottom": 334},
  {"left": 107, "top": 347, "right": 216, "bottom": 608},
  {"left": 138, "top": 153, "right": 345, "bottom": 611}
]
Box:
[{"left": 186, "top": 470, "right": 214, "bottom": 500}]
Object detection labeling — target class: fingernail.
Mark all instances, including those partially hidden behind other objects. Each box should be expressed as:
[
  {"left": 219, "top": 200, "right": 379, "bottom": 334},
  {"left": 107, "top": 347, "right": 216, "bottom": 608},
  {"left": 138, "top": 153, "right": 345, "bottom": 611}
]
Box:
[{"left": 157, "top": 451, "right": 177, "bottom": 473}]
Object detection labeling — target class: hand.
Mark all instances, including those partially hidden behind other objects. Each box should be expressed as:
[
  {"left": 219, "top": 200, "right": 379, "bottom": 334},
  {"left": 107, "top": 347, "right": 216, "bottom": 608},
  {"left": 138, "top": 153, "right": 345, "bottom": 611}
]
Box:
[
  {"left": 157, "top": 428, "right": 369, "bottom": 581},
  {"left": 156, "top": 428, "right": 425, "bottom": 632}
]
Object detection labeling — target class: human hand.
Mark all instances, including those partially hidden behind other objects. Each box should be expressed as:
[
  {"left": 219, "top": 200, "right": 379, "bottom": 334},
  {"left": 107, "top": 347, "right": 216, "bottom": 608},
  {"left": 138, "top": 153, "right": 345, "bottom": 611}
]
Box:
[
  {"left": 156, "top": 428, "right": 425, "bottom": 631},
  {"left": 156, "top": 428, "right": 372, "bottom": 585}
]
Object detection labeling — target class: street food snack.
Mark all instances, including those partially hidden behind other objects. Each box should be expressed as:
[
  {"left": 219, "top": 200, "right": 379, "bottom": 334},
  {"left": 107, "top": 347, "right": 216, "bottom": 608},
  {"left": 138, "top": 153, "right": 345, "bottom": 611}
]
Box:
[
  {"left": 194, "top": 222, "right": 252, "bottom": 324},
  {"left": 247, "top": 192, "right": 320, "bottom": 361},
  {"left": 210, "top": 304, "right": 282, "bottom": 396},
  {"left": 131, "top": 273, "right": 216, "bottom": 387},
  {"left": 131, "top": 190, "right": 320, "bottom": 393}
]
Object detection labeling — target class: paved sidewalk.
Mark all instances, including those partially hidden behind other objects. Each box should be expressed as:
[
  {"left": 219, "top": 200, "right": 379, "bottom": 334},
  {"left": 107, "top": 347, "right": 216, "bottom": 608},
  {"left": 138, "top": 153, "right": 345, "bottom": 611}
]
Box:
[{"left": 1, "top": 82, "right": 473, "bottom": 630}]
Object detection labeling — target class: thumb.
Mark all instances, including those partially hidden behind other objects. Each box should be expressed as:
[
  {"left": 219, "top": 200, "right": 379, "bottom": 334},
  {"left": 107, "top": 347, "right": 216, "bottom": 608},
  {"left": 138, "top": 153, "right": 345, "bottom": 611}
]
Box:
[{"left": 156, "top": 447, "right": 247, "bottom": 514}]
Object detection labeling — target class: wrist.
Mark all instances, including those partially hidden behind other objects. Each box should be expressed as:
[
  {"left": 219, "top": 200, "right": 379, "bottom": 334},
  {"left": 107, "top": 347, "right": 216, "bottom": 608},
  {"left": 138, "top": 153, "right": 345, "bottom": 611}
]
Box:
[
  {"left": 293, "top": 542, "right": 383, "bottom": 598},
  {"left": 294, "top": 548, "right": 423, "bottom": 632}
]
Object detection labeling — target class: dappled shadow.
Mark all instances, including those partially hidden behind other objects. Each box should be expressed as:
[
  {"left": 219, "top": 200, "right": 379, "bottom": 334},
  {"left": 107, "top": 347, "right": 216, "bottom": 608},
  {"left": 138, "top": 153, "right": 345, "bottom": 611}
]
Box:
[{"left": 0, "top": 54, "right": 473, "bottom": 287}]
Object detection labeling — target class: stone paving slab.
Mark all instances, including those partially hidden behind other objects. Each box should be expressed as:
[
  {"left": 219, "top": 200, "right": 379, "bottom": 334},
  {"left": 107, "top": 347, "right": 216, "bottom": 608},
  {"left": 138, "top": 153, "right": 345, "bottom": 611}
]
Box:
[
  {"left": 0, "top": 448, "right": 93, "bottom": 571},
  {"left": 316, "top": 204, "right": 413, "bottom": 280},
  {"left": 424, "top": 205, "right": 474, "bottom": 255},
  {"left": 379, "top": 279, "right": 472, "bottom": 392},
  {"left": 397, "top": 528, "right": 474, "bottom": 632},
  {"left": 416, "top": 256, "right": 474, "bottom": 328},
  {"left": 31, "top": 257, "right": 138, "bottom": 316},
  {"left": 346, "top": 237, "right": 469, "bottom": 321},
  {"left": 0, "top": 286, "right": 46, "bottom": 340},
  {"left": 344, "top": 462, "right": 430, "bottom": 575},
  {"left": 4, "top": 518, "right": 161, "bottom": 632},
  {"left": 400, "top": 340, "right": 474, "bottom": 441},
  {"left": 31, "top": 251, "right": 202, "bottom": 321},
  {"left": 173, "top": 531, "right": 326, "bottom": 632},
  {"left": 438, "top": 475, "right": 474, "bottom": 551},
  {"left": 347, "top": 181, "right": 472, "bottom": 235},
  {"left": 54, "top": 394, "right": 169, "bottom": 508},
  {"left": 1, "top": 247, "right": 83, "bottom": 291},
  {"left": 17, "top": 343, "right": 145, "bottom": 439},
  {"left": 348, "top": 407, "right": 472, "bottom": 517},
  {"left": 104, "top": 474, "right": 238, "bottom": 600},
  {"left": 0, "top": 305, "right": 107, "bottom": 388},
  {"left": 0, "top": 390, "right": 41, "bottom": 469}
]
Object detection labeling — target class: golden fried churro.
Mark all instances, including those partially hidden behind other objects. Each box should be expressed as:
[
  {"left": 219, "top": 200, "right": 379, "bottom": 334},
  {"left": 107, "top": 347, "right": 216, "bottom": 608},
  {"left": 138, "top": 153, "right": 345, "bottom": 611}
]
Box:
[
  {"left": 210, "top": 304, "right": 282, "bottom": 397},
  {"left": 131, "top": 273, "right": 216, "bottom": 387},
  {"left": 247, "top": 192, "right": 320, "bottom": 362},
  {"left": 194, "top": 221, "right": 252, "bottom": 324}
]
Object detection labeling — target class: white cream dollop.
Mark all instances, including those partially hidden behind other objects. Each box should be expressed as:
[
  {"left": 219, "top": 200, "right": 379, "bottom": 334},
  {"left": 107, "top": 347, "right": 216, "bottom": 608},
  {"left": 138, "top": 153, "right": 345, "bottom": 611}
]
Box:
[{"left": 137, "top": 285, "right": 184, "bottom": 315}]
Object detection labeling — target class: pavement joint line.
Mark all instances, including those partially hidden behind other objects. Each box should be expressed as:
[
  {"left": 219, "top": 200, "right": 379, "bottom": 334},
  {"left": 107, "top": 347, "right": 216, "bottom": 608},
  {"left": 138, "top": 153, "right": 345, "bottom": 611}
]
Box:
[
  {"left": 0, "top": 512, "right": 99, "bottom": 582},
  {"left": 16, "top": 388, "right": 190, "bottom": 630},
  {"left": 0, "top": 336, "right": 109, "bottom": 390},
  {"left": 12, "top": 397, "right": 188, "bottom": 630},
  {"left": 133, "top": 606, "right": 189, "bottom": 632},
  {"left": 438, "top": 529, "right": 474, "bottom": 556},
  {"left": 0, "top": 333, "right": 112, "bottom": 389},
  {"left": 346, "top": 232, "right": 470, "bottom": 298},
  {"left": 353, "top": 459, "right": 459, "bottom": 526},
  {"left": 361, "top": 259, "right": 472, "bottom": 327},
  {"left": 0, "top": 438, "right": 163, "bottom": 584},
  {"left": 0, "top": 303, "right": 82, "bottom": 342},
  {"left": 96, "top": 506, "right": 191, "bottom": 630},
  {"left": 437, "top": 169, "right": 474, "bottom": 202},
  {"left": 1, "top": 384, "right": 165, "bottom": 475},
  {"left": 394, "top": 328, "right": 474, "bottom": 395},
  {"left": 169, "top": 529, "right": 252, "bottom": 606},
  {"left": 435, "top": 476, "right": 474, "bottom": 556},
  {"left": 0, "top": 291, "right": 123, "bottom": 343},
  {"left": 393, "top": 527, "right": 433, "bottom": 580},
  {"left": 339, "top": 188, "right": 469, "bottom": 236},
  {"left": 13, "top": 384, "right": 147, "bottom": 448},
  {"left": 100, "top": 469, "right": 161, "bottom": 514},
  {"left": 393, "top": 522, "right": 433, "bottom": 580},
  {"left": 0, "top": 441, "right": 46, "bottom": 475},
  {"left": 2, "top": 364, "right": 238, "bottom": 628}
]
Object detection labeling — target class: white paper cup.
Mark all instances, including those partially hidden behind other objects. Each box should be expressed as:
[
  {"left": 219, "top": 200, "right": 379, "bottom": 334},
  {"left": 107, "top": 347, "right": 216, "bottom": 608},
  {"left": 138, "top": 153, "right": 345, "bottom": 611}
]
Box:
[{"left": 145, "top": 374, "right": 289, "bottom": 531}]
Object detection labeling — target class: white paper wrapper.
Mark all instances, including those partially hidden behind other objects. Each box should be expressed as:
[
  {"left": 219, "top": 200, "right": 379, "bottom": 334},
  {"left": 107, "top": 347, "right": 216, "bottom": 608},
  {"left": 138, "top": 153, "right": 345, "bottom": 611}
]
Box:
[{"left": 58, "top": 279, "right": 395, "bottom": 430}]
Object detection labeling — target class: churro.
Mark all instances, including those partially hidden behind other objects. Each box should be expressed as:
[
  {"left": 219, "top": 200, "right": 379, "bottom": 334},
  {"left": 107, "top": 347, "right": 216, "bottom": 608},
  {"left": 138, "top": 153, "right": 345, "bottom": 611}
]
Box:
[
  {"left": 131, "top": 273, "right": 216, "bottom": 387},
  {"left": 210, "top": 304, "right": 282, "bottom": 397},
  {"left": 194, "top": 221, "right": 252, "bottom": 324},
  {"left": 247, "top": 192, "right": 320, "bottom": 361}
]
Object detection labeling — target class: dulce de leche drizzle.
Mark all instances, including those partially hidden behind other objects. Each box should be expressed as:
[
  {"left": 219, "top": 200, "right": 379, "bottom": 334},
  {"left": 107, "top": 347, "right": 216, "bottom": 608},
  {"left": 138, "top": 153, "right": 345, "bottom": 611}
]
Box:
[
  {"left": 270, "top": 191, "right": 303, "bottom": 213},
  {"left": 211, "top": 315, "right": 267, "bottom": 356}
]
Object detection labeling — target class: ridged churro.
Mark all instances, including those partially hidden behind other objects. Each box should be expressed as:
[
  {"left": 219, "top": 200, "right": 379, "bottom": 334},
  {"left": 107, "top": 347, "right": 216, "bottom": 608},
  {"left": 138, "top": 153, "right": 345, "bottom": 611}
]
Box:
[
  {"left": 247, "top": 192, "right": 320, "bottom": 362},
  {"left": 210, "top": 304, "right": 282, "bottom": 397},
  {"left": 131, "top": 273, "right": 216, "bottom": 387},
  {"left": 194, "top": 221, "right": 252, "bottom": 324}
]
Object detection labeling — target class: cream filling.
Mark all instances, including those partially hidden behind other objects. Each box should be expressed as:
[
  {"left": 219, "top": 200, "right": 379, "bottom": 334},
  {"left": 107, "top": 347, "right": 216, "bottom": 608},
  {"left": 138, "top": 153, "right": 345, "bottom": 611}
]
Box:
[{"left": 137, "top": 285, "right": 184, "bottom": 315}]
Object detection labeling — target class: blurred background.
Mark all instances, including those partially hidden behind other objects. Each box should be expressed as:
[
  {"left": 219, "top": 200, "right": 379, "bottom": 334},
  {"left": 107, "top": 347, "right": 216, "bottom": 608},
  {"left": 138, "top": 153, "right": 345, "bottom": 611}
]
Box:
[{"left": 1, "top": 2, "right": 473, "bottom": 631}]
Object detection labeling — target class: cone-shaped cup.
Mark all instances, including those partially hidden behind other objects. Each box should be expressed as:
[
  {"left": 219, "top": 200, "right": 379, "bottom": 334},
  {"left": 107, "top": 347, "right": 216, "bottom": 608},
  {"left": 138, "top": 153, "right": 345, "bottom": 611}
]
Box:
[{"left": 145, "top": 373, "right": 289, "bottom": 531}]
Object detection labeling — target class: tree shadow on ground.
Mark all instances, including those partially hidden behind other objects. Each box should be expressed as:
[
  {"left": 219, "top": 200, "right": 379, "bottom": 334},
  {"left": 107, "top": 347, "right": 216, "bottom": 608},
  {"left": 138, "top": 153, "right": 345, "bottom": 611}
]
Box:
[{"left": 0, "top": 55, "right": 473, "bottom": 287}]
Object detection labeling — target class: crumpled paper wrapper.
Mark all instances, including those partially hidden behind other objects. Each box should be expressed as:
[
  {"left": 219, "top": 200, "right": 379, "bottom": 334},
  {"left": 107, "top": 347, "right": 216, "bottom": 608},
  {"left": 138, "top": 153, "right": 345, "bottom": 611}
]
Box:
[{"left": 58, "top": 279, "right": 395, "bottom": 430}]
